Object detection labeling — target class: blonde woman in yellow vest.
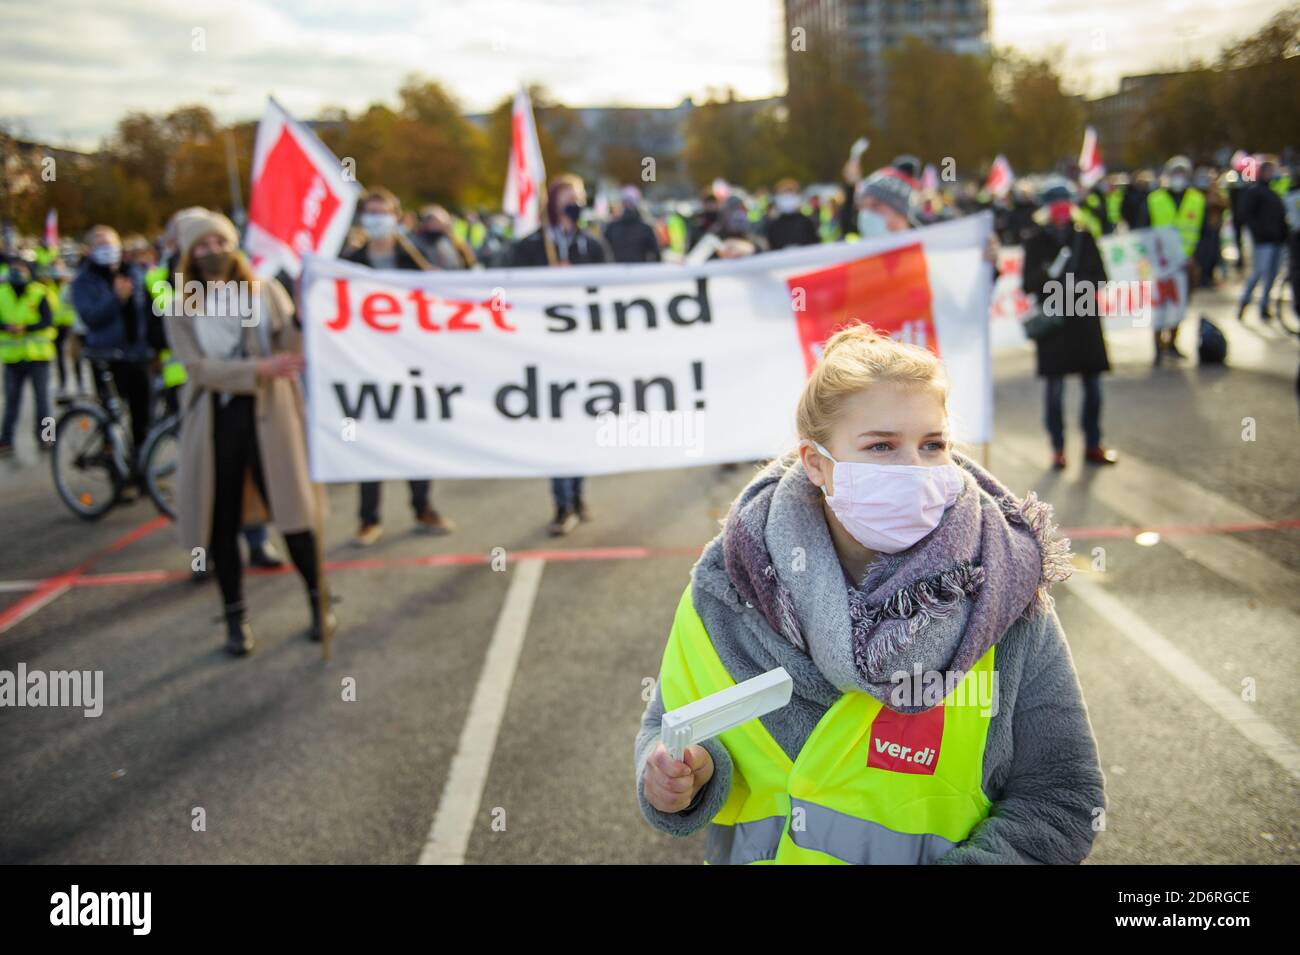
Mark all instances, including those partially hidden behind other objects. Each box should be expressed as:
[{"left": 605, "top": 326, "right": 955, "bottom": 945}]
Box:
[{"left": 636, "top": 325, "right": 1105, "bottom": 864}]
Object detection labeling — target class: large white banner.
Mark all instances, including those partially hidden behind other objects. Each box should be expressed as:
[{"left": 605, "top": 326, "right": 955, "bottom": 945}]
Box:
[{"left": 300, "top": 213, "right": 995, "bottom": 481}]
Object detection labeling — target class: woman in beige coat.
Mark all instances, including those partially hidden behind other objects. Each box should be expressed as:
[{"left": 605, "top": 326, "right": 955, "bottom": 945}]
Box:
[{"left": 163, "top": 210, "right": 333, "bottom": 656}]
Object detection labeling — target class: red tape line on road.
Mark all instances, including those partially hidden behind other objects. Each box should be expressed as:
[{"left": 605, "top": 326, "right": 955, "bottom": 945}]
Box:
[
  {"left": 0, "top": 514, "right": 170, "bottom": 635},
  {"left": 2, "top": 521, "right": 1297, "bottom": 600}
]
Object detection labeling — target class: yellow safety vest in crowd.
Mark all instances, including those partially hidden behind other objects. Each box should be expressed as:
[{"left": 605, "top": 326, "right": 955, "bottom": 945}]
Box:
[
  {"left": 1148, "top": 187, "right": 1205, "bottom": 258},
  {"left": 658, "top": 585, "right": 995, "bottom": 865},
  {"left": 1106, "top": 187, "right": 1125, "bottom": 228},
  {"left": 145, "top": 264, "right": 188, "bottom": 388},
  {"left": 468, "top": 219, "right": 487, "bottom": 250},
  {"left": 1077, "top": 192, "right": 1111, "bottom": 240},
  {"left": 43, "top": 281, "right": 76, "bottom": 328},
  {"left": 0, "top": 282, "right": 57, "bottom": 363}
]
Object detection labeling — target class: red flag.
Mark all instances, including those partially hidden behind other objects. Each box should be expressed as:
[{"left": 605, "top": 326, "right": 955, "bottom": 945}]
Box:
[
  {"left": 43, "top": 209, "right": 58, "bottom": 249},
  {"left": 985, "top": 154, "right": 1014, "bottom": 198},
  {"left": 244, "top": 97, "right": 360, "bottom": 279},
  {"left": 1078, "top": 126, "right": 1105, "bottom": 190},
  {"left": 503, "top": 87, "right": 546, "bottom": 236}
]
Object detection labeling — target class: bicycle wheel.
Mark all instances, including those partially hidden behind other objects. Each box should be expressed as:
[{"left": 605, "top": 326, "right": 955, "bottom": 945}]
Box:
[
  {"left": 51, "top": 404, "right": 124, "bottom": 520},
  {"left": 139, "top": 414, "right": 180, "bottom": 521}
]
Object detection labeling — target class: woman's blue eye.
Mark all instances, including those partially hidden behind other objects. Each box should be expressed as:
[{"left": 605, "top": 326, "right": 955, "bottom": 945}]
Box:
[{"left": 868, "top": 442, "right": 892, "bottom": 452}]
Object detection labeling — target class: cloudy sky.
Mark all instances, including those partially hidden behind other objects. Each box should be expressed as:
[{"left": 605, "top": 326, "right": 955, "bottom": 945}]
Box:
[{"left": 0, "top": 0, "right": 1292, "bottom": 149}]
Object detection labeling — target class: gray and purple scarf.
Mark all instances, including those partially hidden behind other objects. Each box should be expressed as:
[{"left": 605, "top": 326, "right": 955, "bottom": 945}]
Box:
[{"left": 720, "top": 450, "right": 1073, "bottom": 713}]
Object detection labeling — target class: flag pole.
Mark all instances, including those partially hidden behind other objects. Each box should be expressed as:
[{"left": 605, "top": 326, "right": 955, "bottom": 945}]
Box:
[{"left": 540, "top": 187, "right": 557, "bottom": 266}]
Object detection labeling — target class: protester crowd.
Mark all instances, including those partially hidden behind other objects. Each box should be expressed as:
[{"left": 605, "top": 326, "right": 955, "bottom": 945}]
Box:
[{"left": 2, "top": 146, "right": 1296, "bottom": 655}]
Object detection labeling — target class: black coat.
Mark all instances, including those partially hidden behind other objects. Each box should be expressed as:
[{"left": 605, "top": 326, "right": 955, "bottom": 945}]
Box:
[
  {"left": 509, "top": 227, "right": 608, "bottom": 267},
  {"left": 603, "top": 212, "right": 661, "bottom": 263},
  {"left": 1237, "top": 182, "right": 1288, "bottom": 244},
  {"left": 1022, "top": 224, "right": 1111, "bottom": 378},
  {"left": 343, "top": 241, "right": 425, "bottom": 271},
  {"left": 764, "top": 212, "right": 820, "bottom": 250}
]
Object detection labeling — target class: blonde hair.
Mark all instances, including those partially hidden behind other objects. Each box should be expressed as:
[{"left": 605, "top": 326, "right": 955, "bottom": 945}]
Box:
[{"left": 795, "top": 323, "right": 948, "bottom": 446}]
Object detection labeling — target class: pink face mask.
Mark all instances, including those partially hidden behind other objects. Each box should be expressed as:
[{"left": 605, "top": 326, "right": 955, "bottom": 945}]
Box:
[{"left": 812, "top": 442, "right": 964, "bottom": 553}]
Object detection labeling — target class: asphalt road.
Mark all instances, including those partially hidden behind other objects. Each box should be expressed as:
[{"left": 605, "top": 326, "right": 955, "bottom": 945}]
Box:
[{"left": 1, "top": 277, "right": 1297, "bottom": 864}]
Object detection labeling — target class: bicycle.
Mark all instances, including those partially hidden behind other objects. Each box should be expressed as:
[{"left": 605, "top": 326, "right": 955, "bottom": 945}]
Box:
[{"left": 50, "top": 348, "right": 180, "bottom": 521}]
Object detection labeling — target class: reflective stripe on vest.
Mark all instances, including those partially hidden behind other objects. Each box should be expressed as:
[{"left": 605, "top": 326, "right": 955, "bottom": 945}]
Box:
[
  {"left": 1148, "top": 187, "right": 1205, "bottom": 258},
  {"left": 659, "top": 584, "right": 995, "bottom": 865}
]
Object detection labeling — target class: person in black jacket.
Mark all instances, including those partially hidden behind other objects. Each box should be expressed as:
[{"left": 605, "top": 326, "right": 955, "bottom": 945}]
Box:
[
  {"left": 509, "top": 174, "right": 607, "bottom": 535},
  {"left": 509, "top": 175, "right": 610, "bottom": 269},
  {"left": 603, "top": 186, "right": 661, "bottom": 264},
  {"left": 344, "top": 187, "right": 455, "bottom": 545},
  {"left": 1022, "top": 181, "right": 1117, "bottom": 471},
  {"left": 1235, "top": 159, "right": 1289, "bottom": 322},
  {"left": 763, "top": 179, "right": 820, "bottom": 251}
]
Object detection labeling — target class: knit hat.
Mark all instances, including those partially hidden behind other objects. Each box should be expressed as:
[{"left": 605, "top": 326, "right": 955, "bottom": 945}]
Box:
[
  {"left": 176, "top": 209, "right": 239, "bottom": 266},
  {"left": 1164, "top": 155, "right": 1193, "bottom": 176},
  {"left": 857, "top": 167, "right": 916, "bottom": 222},
  {"left": 1038, "top": 178, "right": 1073, "bottom": 205}
]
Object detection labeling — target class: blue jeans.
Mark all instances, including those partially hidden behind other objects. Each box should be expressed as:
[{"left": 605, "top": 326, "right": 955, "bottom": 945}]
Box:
[
  {"left": 1045, "top": 374, "right": 1101, "bottom": 452},
  {"left": 1239, "top": 241, "right": 1282, "bottom": 309},
  {"left": 1, "top": 361, "right": 52, "bottom": 447},
  {"left": 550, "top": 477, "right": 584, "bottom": 511}
]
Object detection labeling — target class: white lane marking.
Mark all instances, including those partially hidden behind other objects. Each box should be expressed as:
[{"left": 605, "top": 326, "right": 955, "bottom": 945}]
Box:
[
  {"left": 419, "top": 557, "right": 546, "bottom": 864},
  {"left": 0, "top": 580, "right": 41, "bottom": 593},
  {"left": 996, "top": 436, "right": 1300, "bottom": 615},
  {"left": 1066, "top": 572, "right": 1300, "bottom": 782}
]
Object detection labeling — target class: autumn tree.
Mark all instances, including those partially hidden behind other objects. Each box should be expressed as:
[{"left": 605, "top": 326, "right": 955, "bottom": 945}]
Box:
[{"left": 994, "top": 50, "right": 1085, "bottom": 173}]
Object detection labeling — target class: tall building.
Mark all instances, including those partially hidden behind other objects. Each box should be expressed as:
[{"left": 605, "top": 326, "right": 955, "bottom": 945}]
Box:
[{"left": 785, "top": 0, "right": 990, "bottom": 118}]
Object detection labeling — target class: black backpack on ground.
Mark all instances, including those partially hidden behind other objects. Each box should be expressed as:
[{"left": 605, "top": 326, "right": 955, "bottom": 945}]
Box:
[{"left": 1198, "top": 315, "right": 1228, "bottom": 365}]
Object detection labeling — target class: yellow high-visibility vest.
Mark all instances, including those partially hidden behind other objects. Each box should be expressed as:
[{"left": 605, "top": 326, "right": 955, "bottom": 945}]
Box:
[
  {"left": 0, "top": 283, "right": 57, "bottom": 363},
  {"left": 658, "top": 584, "right": 995, "bottom": 865},
  {"left": 1148, "top": 187, "right": 1205, "bottom": 258}
]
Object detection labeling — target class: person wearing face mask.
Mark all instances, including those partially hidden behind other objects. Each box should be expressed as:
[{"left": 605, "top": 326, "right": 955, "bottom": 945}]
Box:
[
  {"left": 412, "top": 204, "right": 476, "bottom": 271},
  {"left": 343, "top": 188, "right": 454, "bottom": 545},
  {"left": 0, "top": 259, "right": 57, "bottom": 456},
  {"left": 762, "top": 179, "right": 820, "bottom": 251},
  {"left": 1022, "top": 180, "right": 1116, "bottom": 470},
  {"left": 509, "top": 174, "right": 610, "bottom": 535},
  {"left": 1147, "top": 156, "right": 1205, "bottom": 359},
  {"left": 153, "top": 208, "right": 285, "bottom": 579},
  {"left": 603, "top": 185, "right": 662, "bottom": 263},
  {"left": 162, "top": 210, "right": 333, "bottom": 657},
  {"left": 635, "top": 324, "right": 1103, "bottom": 864},
  {"left": 70, "top": 225, "right": 156, "bottom": 468},
  {"left": 1234, "top": 158, "right": 1288, "bottom": 322},
  {"left": 509, "top": 174, "right": 610, "bottom": 270},
  {"left": 853, "top": 167, "right": 918, "bottom": 238}
]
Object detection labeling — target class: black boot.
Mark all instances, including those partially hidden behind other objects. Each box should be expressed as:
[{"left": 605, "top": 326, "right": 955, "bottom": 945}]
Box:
[
  {"left": 308, "top": 588, "right": 337, "bottom": 643},
  {"left": 223, "top": 601, "right": 255, "bottom": 657}
]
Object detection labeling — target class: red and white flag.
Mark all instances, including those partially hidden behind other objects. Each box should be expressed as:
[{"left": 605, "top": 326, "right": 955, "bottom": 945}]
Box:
[
  {"left": 1078, "top": 126, "right": 1105, "bottom": 190},
  {"left": 43, "top": 209, "right": 58, "bottom": 248},
  {"left": 503, "top": 86, "right": 547, "bottom": 237},
  {"left": 985, "top": 154, "right": 1014, "bottom": 198},
  {"left": 244, "top": 97, "right": 360, "bottom": 279}
]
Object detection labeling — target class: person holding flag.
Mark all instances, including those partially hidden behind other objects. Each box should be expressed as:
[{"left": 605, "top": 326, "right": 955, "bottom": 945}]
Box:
[
  {"left": 1076, "top": 127, "right": 1115, "bottom": 239},
  {"left": 344, "top": 187, "right": 455, "bottom": 545}
]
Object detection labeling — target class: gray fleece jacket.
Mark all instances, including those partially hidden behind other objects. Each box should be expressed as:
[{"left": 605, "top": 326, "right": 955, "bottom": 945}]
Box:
[{"left": 634, "top": 459, "right": 1107, "bottom": 864}]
